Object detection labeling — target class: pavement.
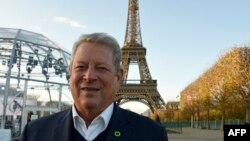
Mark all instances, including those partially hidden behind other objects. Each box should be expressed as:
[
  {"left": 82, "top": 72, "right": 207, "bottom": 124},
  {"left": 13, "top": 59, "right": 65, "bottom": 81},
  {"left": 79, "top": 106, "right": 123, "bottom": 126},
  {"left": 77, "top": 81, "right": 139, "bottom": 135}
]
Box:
[{"left": 168, "top": 127, "right": 223, "bottom": 141}]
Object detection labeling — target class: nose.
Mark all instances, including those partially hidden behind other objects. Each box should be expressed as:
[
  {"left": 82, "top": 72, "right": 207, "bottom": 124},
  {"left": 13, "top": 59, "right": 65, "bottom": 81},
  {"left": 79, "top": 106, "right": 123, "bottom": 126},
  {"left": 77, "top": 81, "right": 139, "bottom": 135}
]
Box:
[{"left": 83, "top": 65, "right": 97, "bottom": 82}]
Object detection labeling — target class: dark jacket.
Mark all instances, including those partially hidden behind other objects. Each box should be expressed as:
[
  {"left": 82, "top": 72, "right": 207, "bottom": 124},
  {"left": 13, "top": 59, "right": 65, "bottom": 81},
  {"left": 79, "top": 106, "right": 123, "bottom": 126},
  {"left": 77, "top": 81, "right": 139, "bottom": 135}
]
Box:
[{"left": 20, "top": 104, "right": 168, "bottom": 141}]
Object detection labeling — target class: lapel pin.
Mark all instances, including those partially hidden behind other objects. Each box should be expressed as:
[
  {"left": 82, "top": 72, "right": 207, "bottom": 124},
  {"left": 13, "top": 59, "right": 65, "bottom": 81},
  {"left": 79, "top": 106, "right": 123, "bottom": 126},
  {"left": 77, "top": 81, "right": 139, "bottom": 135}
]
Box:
[{"left": 114, "top": 130, "right": 121, "bottom": 137}]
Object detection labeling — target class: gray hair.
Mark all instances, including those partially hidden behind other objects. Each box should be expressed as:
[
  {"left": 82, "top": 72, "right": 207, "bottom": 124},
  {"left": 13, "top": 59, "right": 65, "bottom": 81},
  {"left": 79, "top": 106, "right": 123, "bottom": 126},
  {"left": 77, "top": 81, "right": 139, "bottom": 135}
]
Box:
[{"left": 69, "top": 33, "right": 121, "bottom": 75}]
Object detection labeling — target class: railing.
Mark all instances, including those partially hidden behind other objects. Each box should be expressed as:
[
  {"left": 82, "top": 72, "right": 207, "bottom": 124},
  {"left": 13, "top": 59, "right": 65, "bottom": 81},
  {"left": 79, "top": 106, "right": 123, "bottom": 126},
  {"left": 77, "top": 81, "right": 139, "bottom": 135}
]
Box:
[
  {"left": 162, "top": 119, "right": 246, "bottom": 131},
  {"left": 162, "top": 121, "right": 183, "bottom": 133}
]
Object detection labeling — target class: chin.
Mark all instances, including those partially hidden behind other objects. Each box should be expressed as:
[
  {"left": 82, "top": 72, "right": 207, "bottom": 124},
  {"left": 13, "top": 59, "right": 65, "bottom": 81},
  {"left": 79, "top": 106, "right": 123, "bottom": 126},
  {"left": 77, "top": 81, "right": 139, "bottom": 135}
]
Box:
[{"left": 82, "top": 101, "right": 100, "bottom": 109}]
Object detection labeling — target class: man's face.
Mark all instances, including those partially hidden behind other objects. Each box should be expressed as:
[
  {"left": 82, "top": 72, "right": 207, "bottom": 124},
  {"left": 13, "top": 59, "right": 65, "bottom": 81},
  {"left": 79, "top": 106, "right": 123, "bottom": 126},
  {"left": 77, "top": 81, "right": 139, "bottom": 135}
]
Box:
[{"left": 70, "top": 42, "right": 122, "bottom": 113}]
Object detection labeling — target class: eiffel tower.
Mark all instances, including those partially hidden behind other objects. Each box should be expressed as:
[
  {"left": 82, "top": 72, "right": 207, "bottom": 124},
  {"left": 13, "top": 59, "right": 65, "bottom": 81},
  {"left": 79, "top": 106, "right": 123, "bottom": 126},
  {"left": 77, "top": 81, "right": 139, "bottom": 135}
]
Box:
[{"left": 115, "top": 0, "right": 166, "bottom": 113}]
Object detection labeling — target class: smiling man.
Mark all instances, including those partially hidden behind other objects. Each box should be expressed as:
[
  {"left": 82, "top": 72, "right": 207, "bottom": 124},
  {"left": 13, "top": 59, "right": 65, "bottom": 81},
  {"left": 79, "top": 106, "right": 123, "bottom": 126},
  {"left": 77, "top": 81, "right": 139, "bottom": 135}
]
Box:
[{"left": 20, "top": 33, "right": 168, "bottom": 141}]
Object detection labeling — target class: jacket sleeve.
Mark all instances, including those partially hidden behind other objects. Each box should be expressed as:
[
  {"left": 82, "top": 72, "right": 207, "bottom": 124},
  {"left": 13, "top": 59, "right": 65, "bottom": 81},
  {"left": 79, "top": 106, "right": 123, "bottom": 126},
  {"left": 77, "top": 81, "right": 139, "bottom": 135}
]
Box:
[{"left": 159, "top": 126, "right": 169, "bottom": 141}]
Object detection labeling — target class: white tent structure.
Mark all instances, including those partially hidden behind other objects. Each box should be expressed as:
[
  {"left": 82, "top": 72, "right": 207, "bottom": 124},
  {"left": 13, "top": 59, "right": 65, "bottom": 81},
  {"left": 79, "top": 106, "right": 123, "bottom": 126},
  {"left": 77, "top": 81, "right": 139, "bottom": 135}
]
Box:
[{"left": 0, "top": 27, "right": 72, "bottom": 137}]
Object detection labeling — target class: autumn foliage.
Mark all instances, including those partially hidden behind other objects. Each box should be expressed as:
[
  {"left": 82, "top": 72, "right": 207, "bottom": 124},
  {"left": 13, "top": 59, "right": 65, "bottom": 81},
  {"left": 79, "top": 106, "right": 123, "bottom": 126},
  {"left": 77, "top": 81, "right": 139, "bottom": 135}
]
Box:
[{"left": 178, "top": 46, "right": 250, "bottom": 129}]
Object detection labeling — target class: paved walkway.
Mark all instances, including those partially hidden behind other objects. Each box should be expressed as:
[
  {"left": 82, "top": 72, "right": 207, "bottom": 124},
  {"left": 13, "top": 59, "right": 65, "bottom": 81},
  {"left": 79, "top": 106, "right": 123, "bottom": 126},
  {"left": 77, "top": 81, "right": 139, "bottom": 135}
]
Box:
[{"left": 168, "top": 128, "right": 223, "bottom": 141}]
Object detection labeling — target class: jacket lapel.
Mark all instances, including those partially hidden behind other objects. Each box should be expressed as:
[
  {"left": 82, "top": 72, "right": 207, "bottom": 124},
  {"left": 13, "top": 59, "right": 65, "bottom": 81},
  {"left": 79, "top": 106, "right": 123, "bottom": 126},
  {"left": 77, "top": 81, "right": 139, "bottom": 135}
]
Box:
[
  {"left": 106, "top": 104, "right": 134, "bottom": 141},
  {"left": 53, "top": 109, "right": 73, "bottom": 141}
]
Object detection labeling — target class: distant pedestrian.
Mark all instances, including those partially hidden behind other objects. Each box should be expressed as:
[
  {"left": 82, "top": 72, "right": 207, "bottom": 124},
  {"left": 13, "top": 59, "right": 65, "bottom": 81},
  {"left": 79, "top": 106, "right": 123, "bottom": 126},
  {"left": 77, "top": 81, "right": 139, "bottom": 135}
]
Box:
[{"left": 27, "top": 111, "right": 33, "bottom": 123}]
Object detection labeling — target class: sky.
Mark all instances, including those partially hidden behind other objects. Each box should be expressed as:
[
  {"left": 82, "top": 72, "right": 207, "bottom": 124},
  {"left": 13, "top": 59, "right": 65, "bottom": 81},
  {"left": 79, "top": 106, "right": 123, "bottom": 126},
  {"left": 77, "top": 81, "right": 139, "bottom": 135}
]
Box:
[{"left": 1, "top": 0, "right": 250, "bottom": 113}]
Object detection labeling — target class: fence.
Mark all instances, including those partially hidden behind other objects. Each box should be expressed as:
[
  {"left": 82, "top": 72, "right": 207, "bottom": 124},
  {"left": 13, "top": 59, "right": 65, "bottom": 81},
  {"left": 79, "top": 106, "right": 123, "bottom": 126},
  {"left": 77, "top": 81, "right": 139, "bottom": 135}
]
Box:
[{"left": 162, "top": 119, "right": 246, "bottom": 131}]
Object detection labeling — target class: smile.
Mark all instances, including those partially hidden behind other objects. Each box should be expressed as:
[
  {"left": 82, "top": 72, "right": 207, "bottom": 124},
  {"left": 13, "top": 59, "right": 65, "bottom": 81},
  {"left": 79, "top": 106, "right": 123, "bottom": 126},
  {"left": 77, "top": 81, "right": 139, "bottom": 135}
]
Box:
[{"left": 81, "top": 87, "right": 100, "bottom": 91}]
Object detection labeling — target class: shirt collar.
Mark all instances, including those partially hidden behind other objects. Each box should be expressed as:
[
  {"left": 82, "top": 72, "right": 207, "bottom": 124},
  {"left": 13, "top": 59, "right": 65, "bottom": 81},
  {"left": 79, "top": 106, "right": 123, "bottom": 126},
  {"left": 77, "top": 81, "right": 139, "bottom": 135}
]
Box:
[{"left": 72, "top": 103, "right": 114, "bottom": 129}]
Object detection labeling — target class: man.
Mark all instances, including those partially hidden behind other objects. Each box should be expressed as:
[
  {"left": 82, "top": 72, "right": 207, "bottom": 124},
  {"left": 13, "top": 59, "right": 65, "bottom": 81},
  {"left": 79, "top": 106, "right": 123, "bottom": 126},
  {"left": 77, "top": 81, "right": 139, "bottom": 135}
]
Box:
[{"left": 20, "top": 33, "right": 168, "bottom": 141}]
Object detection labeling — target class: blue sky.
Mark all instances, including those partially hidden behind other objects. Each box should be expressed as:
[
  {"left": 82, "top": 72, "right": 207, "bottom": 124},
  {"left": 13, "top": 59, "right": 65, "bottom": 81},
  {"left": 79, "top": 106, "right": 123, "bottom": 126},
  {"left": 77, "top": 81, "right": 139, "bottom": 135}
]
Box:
[{"left": 1, "top": 0, "right": 250, "bottom": 113}]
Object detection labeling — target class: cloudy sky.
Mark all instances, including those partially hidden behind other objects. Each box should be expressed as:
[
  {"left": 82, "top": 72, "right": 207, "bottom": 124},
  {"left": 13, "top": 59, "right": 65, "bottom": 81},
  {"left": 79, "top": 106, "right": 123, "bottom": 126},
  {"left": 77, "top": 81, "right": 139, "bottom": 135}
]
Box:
[{"left": 1, "top": 0, "right": 250, "bottom": 113}]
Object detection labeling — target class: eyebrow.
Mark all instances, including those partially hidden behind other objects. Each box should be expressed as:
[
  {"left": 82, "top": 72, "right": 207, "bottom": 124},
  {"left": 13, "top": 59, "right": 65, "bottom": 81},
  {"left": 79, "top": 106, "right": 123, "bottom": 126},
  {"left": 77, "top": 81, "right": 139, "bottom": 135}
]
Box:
[{"left": 74, "top": 61, "right": 110, "bottom": 66}]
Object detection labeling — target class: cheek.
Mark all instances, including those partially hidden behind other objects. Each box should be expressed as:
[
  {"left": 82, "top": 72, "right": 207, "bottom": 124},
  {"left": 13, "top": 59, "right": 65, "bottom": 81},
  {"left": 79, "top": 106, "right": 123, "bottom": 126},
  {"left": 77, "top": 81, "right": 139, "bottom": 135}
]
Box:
[
  {"left": 70, "top": 74, "right": 80, "bottom": 92},
  {"left": 70, "top": 73, "right": 80, "bottom": 84},
  {"left": 108, "top": 78, "right": 119, "bottom": 90}
]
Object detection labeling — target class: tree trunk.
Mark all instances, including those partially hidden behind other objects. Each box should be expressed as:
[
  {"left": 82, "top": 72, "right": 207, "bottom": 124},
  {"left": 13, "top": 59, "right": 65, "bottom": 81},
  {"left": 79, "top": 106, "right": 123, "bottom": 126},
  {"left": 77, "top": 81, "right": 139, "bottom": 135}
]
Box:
[
  {"left": 206, "top": 109, "right": 210, "bottom": 129},
  {"left": 221, "top": 110, "right": 225, "bottom": 130},
  {"left": 191, "top": 115, "right": 195, "bottom": 128},
  {"left": 246, "top": 97, "right": 250, "bottom": 124}
]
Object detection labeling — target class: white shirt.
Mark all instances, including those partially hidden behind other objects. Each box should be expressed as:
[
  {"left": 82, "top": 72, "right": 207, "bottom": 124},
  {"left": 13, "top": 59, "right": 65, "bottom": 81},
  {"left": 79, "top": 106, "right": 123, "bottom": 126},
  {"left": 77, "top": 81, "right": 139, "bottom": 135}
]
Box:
[{"left": 72, "top": 103, "right": 114, "bottom": 141}]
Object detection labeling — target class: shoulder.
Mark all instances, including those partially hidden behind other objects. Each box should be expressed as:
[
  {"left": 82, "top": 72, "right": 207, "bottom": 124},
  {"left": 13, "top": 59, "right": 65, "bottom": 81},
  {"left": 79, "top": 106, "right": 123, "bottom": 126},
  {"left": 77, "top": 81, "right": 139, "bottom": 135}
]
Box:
[
  {"left": 118, "top": 107, "right": 164, "bottom": 129},
  {"left": 115, "top": 107, "right": 168, "bottom": 140},
  {"left": 20, "top": 109, "right": 72, "bottom": 140},
  {"left": 27, "top": 108, "right": 71, "bottom": 129}
]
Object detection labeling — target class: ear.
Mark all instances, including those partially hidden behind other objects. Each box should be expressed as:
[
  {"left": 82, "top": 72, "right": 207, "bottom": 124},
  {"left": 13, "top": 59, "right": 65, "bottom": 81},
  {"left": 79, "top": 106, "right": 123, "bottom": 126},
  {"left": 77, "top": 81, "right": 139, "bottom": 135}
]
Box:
[{"left": 117, "top": 68, "right": 124, "bottom": 84}]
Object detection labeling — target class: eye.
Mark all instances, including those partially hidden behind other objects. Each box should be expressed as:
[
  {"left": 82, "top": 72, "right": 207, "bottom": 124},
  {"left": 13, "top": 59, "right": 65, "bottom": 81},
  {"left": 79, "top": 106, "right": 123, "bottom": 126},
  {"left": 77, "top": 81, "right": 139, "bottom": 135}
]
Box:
[
  {"left": 75, "top": 64, "right": 87, "bottom": 69},
  {"left": 97, "top": 66, "right": 108, "bottom": 71},
  {"left": 98, "top": 67, "right": 107, "bottom": 70}
]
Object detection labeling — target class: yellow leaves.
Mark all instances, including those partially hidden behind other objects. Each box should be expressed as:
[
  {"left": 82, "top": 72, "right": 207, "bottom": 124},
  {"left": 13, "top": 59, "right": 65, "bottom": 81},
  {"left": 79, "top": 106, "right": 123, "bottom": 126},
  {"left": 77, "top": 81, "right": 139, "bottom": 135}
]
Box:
[{"left": 180, "top": 46, "right": 250, "bottom": 112}]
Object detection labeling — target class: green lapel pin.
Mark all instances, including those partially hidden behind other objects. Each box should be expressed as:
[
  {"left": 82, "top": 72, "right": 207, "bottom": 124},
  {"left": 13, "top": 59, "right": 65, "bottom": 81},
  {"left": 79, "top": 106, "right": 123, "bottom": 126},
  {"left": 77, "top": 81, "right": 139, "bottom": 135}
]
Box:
[{"left": 114, "top": 130, "right": 121, "bottom": 137}]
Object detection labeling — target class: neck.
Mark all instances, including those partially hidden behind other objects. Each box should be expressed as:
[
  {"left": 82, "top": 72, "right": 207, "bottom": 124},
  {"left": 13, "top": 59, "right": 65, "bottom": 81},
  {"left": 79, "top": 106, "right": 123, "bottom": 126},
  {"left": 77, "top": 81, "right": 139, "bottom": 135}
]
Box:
[
  {"left": 79, "top": 110, "right": 100, "bottom": 127},
  {"left": 75, "top": 105, "right": 105, "bottom": 127}
]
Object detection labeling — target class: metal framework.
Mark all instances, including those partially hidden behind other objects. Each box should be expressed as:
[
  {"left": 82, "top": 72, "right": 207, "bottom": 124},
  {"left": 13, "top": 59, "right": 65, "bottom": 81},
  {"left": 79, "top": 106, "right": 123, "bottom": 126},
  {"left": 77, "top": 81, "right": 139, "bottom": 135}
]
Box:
[
  {"left": 115, "top": 0, "right": 166, "bottom": 113},
  {"left": 0, "top": 27, "right": 71, "bottom": 130}
]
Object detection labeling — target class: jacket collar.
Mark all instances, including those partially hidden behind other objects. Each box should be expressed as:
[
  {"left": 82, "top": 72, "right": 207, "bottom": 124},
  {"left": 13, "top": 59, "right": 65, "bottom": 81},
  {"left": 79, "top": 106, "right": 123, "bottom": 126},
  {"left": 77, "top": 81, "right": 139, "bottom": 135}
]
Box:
[{"left": 53, "top": 103, "right": 134, "bottom": 141}]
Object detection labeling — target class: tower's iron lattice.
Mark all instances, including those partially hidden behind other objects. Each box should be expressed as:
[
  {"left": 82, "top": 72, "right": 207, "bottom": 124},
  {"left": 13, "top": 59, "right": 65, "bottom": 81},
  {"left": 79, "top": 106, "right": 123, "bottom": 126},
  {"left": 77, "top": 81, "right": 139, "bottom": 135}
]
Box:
[{"left": 115, "top": 0, "right": 166, "bottom": 113}]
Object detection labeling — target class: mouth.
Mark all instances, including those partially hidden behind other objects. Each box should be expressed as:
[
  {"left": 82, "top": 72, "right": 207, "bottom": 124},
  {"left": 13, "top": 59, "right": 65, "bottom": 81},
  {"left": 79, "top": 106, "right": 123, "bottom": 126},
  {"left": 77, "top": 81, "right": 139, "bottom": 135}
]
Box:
[{"left": 81, "top": 87, "right": 100, "bottom": 91}]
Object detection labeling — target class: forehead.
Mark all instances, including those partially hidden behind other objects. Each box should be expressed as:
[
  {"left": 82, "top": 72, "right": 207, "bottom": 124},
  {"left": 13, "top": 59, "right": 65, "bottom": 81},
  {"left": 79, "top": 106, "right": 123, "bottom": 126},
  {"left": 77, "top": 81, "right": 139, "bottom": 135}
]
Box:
[
  {"left": 77, "top": 42, "right": 112, "bottom": 52},
  {"left": 74, "top": 42, "right": 113, "bottom": 62}
]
